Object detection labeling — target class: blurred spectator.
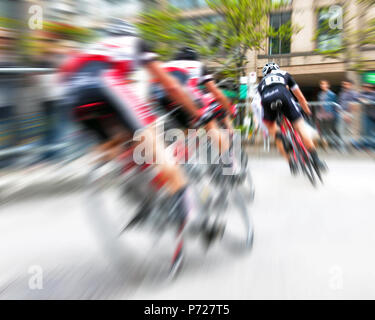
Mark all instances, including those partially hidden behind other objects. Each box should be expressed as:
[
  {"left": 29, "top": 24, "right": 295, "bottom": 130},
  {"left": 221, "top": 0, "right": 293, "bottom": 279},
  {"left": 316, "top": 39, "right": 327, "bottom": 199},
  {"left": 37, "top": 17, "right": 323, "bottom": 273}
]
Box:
[
  {"left": 0, "top": 28, "right": 19, "bottom": 167},
  {"left": 34, "top": 37, "right": 76, "bottom": 163},
  {"left": 338, "top": 79, "right": 359, "bottom": 148},
  {"left": 338, "top": 79, "right": 358, "bottom": 114},
  {"left": 359, "top": 84, "right": 375, "bottom": 149},
  {"left": 317, "top": 80, "right": 342, "bottom": 148}
]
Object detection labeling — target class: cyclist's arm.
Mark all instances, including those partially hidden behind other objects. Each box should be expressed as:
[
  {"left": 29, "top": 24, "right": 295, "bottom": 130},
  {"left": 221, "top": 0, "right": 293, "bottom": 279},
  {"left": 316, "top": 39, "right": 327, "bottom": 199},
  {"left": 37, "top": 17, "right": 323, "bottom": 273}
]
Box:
[
  {"left": 291, "top": 87, "right": 311, "bottom": 116},
  {"left": 204, "top": 80, "right": 232, "bottom": 115},
  {"left": 146, "top": 61, "right": 200, "bottom": 118},
  {"left": 285, "top": 72, "right": 311, "bottom": 116}
]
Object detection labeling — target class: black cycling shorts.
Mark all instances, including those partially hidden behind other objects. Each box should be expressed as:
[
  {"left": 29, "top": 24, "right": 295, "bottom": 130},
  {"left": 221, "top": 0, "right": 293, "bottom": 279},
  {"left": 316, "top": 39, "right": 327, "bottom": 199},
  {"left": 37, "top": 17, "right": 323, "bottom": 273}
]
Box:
[
  {"left": 261, "top": 85, "right": 302, "bottom": 123},
  {"left": 62, "top": 62, "right": 156, "bottom": 142}
]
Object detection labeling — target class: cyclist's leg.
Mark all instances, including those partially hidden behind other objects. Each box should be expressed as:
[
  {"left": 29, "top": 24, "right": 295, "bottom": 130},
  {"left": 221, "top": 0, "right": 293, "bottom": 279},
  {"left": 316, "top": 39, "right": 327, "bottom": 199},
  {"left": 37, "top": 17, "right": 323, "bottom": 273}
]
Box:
[
  {"left": 222, "top": 115, "right": 234, "bottom": 135},
  {"left": 100, "top": 70, "right": 187, "bottom": 195},
  {"left": 205, "top": 120, "right": 230, "bottom": 157},
  {"left": 281, "top": 90, "right": 315, "bottom": 150},
  {"left": 262, "top": 93, "right": 290, "bottom": 162},
  {"left": 284, "top": 96, "right": 325, "bottom": 169},
  {"left": 292, "top": 118, "right": 315, "bottom": 150},
  {"left": 143, "top": 124, "right": 187, "bottom": 194},
  {"left": 263, "top": 120, "right": 289, "bottom": 161},
  {"left": 94, "top": 132, "right": 130, "bottom": 163}
]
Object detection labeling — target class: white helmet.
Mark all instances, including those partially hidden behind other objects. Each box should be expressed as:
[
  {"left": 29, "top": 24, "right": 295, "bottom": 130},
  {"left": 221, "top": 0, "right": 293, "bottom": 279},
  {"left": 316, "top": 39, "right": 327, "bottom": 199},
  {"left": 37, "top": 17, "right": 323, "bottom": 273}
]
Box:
[{"left": 262, "top": 62, "right": 280, "bottom": 76}]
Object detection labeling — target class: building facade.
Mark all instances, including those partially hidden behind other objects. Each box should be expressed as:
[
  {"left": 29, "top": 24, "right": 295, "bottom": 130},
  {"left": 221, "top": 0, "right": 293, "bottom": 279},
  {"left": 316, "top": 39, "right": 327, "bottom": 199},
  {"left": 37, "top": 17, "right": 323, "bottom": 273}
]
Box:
[{"left": 154, "top": 0, "right": 375, "bottom": 99}]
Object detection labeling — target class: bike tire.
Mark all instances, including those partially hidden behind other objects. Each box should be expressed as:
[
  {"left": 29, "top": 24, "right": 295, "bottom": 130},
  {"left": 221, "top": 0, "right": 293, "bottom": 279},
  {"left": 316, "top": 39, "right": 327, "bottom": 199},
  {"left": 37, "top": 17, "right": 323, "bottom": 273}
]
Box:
[
  {"left": 291, "top": 134, "right": 316, "bottom": 186},
  {"left": 237, "top": 155, "right": 255, "bottom": 203},
  {"left": 219, "top": 190, "right": 254, "bottom": 253},
  {"left": 298, "top": 148, "right": 316, "bottom": 186},
  {"left": 85, "top": 162, "right": 185, "bottom": 282}
]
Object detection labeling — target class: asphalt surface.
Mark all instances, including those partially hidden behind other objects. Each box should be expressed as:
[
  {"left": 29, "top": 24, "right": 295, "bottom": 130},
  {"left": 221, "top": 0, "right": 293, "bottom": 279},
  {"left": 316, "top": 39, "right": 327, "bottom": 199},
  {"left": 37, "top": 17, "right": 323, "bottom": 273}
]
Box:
[{"left": 0, "top": 152, "right": 374, "bottom": 299}]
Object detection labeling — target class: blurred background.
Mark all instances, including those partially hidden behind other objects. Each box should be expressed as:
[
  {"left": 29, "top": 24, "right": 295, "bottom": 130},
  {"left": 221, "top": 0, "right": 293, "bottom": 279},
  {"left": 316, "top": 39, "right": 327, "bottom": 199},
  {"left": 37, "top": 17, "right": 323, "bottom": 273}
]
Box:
[
  {"left": 0, "top": 0, "right": 374, "bottom": 300},
  {"left": 0, "top": 0, "right": 374, "bottom": 165}
]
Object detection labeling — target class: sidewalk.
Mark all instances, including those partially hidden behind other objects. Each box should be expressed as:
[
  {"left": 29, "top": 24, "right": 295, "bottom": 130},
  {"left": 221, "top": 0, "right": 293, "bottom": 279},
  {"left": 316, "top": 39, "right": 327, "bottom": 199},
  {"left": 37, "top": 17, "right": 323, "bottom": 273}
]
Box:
[
  {"left": 0, "top": 157, "right": 92, "bottom": 200},
  {"left": 1, "top": 147, "right": 372, "bottom": 196}
]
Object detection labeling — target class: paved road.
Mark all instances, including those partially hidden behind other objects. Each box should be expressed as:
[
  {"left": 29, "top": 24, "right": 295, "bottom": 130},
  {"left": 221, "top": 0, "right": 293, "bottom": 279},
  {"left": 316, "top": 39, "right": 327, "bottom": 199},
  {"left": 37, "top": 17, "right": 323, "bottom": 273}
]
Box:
[{"left": 0, "top": 155, "right": 374, "bottom": 299}]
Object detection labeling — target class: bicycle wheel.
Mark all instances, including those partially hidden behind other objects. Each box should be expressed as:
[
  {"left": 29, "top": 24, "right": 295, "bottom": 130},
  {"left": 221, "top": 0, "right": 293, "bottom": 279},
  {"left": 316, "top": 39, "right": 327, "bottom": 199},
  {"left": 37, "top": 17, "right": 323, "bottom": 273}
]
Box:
[
  {"left": 289, "top": 132, "right": 316, "bottom": 186},
  {"left": 297, "top": 147, "right": 316, "bottom": 186},
  {"left": 219, "top": 189, "right": 254, "bottom": 253},
  {"left": 192, "top": 168, "right": 254, "bottom": 253},
  {"left": 201, "top": 183, "right": 254, "bottom": 253},
  {"left": 310, "top": 158, "right": 324, "bottom": 184},
  {"left": 85, "top": 161, "right": 186, "bottom": 282},
  {"left": 237, "top": 152, "right": 255, "bottom": 203}
]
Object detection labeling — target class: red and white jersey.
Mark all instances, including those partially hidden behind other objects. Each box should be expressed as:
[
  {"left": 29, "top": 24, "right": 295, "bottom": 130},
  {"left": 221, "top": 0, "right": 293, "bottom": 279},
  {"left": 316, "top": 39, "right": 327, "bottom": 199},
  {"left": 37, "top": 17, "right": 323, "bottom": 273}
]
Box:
[
  {"left": 162, "top": 60, "right": 215, "bottom": 107},
  {"left": 163, "top": 60, "right": 214, "bottom": 87},
  {"left": 60, "top": 36, "right": 157, "bottom": 80}
]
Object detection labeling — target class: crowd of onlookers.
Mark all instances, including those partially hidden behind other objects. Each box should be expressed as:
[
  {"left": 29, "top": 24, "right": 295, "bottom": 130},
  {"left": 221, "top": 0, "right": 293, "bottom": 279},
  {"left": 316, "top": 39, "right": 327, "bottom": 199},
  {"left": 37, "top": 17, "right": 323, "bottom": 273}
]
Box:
[{"left": 317, "top": 79, "right": 375, "bottom": 151}]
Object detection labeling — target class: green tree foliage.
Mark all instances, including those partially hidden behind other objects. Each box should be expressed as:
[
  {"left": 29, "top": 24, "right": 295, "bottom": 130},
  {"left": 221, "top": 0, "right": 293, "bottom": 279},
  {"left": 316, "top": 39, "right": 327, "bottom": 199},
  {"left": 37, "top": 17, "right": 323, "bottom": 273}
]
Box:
[
  {"left": 314, "top": 0, "right": 375, "bottom": 72},
  {"left": 137, "top": 0, "right": 299, "bottom": 83},
  {"left": 136, "top": 6, "right": 196, "bottom": 59},
  {"left": 357, "top": 0, "right": 375, "bottom": 47}
]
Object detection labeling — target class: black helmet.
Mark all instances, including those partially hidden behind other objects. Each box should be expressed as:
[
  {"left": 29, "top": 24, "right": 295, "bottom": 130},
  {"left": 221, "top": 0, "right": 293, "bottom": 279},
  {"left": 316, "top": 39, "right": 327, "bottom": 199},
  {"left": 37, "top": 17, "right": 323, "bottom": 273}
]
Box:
[
  {"left": 105, "top": 18, "right": 138, "bottom": 37},
  {"left": 175, "top": 46, "right": 199, "bottom": 61}
]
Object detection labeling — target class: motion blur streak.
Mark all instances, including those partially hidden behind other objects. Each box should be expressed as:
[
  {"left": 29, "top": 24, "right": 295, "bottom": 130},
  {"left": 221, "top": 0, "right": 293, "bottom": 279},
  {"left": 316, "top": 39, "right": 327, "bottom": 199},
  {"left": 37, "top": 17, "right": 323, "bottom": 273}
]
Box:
[{"left": 0, "top": 0, "right": 375, "bottom": 300}]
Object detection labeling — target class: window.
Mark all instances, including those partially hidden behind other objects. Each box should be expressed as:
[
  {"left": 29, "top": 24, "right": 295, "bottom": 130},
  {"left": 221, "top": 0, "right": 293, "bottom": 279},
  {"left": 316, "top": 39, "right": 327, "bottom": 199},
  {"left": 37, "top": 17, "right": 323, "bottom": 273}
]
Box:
[
  {"left": 0, "top": 0, "right": 18, "bottom": 19},
  {"left": 317, "top": 7, "right": 342, "bottom": 51},
  {"left": 183, "top": 14, "right": 221, "bottom": 26},
  {"left": 169, "top": 0, "right": 208, "bottom": 10},
  {"left": 269, "top": 11, "right": 292, "bottom": 55},
  {"left": 271, "top": 0, "right": 292, "bottom": 5}
]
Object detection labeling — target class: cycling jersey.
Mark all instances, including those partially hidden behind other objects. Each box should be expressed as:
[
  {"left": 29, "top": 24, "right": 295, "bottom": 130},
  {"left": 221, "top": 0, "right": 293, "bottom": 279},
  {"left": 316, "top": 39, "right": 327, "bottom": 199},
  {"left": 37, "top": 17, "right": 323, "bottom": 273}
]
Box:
[
  {"left": 151, "top": 59, "right": 217, "bottom": 128},
  {"left": 258, "top": 69, "right": 299, "bottom": 95},
  {"left": 60, "top": 36, "right": 158, "bottom": 80},
  {"left": 162, "top": 60, "right": 216, "bottom": 107},
  {"left": 163, "top": 60, "right": 214, "bottom": 87},
  {"left": 60, "top": 36, "right": 158, "bottom": 140},
  {"left": 257, "top": 70, "right": 302, "bottom": 123}
]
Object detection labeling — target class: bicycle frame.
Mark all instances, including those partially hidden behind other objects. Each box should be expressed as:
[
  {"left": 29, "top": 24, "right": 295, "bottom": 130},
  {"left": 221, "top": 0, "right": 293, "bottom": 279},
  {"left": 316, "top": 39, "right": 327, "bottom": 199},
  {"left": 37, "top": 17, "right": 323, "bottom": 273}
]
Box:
[{"left": 278, "top": 115, "right": 310, "bottom": 165}]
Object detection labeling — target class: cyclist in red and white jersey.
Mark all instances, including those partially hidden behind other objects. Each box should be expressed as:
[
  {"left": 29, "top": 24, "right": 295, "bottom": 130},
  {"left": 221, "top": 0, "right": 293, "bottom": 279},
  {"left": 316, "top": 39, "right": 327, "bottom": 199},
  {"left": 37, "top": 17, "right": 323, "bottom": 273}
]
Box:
[
  {"left": 59, "top": 20, "right": 224, "bottom": 240},
  {"left": 152, "top": 47, "right": 235, "bottom": 153}
]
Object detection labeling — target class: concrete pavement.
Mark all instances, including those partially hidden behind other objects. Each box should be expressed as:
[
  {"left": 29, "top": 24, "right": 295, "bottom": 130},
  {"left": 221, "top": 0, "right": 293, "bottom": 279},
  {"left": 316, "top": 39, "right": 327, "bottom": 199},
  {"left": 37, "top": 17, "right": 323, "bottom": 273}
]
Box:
[{"left": 0, "top": 155, "right": 374, "bottom": 299}]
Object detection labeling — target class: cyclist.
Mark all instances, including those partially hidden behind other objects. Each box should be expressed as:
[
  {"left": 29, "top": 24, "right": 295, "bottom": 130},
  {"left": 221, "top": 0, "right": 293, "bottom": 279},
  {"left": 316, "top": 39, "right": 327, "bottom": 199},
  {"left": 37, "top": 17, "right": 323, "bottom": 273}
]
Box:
[
  {"left": 256, "top": 62, "right": 326, "bottom": 174},
  {"left": 151, "top": 46, "right": 236, "bottom": 158},
  {"left": 59, "top": 19, "right": 223, "bottom": 242},
  {"left": 170, "top": 47, "right": 234, "bottom": 130}
]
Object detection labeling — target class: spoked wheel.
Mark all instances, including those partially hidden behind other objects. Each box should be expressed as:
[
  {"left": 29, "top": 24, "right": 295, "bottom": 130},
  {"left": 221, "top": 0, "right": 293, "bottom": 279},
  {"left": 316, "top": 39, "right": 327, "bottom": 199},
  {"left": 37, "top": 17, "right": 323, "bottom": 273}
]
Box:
[
  {"left": 299, "top": 152, "right": 316, "bottom": 186},
  {"left": 292, "top": 137, "right": 317, "bottom": 187},
  {"left": 219, "top": 190, "right": 254, "bottom": 253},
  {"left": 203, "top": 185, "right": 254, "bottom": 254},
  {"left": 192, "top": 169, "right": 254, "bottom": 254},
  {"left": 85, "top": 161, "right": 186, "bottom": 282},
  {"left": 237, "top": 152, "right": 255, "bottom": 203},
  {"left": 311, "top": 159, "right": 324, "bottom": 184}
]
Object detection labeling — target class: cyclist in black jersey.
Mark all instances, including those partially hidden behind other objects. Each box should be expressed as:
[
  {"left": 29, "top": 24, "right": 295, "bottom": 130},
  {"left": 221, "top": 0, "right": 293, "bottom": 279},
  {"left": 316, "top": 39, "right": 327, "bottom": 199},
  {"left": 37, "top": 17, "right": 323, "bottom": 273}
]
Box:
[{"left": 256, "top": 62, "right": 326, "bottom": 174}]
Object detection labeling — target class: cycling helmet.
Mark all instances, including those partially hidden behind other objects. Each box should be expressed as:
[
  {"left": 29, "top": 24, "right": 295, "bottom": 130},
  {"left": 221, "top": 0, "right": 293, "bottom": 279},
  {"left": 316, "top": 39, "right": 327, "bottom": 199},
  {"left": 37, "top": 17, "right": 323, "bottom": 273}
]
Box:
[
  {"left": 174, "top": 46, "right": 199, "bottom": 61},
  {"left": 105, "top": 18, "right": 138, "bottom": 37},
  {"left": 262, "top": 62, "right": 280, "bottom": 76}
]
